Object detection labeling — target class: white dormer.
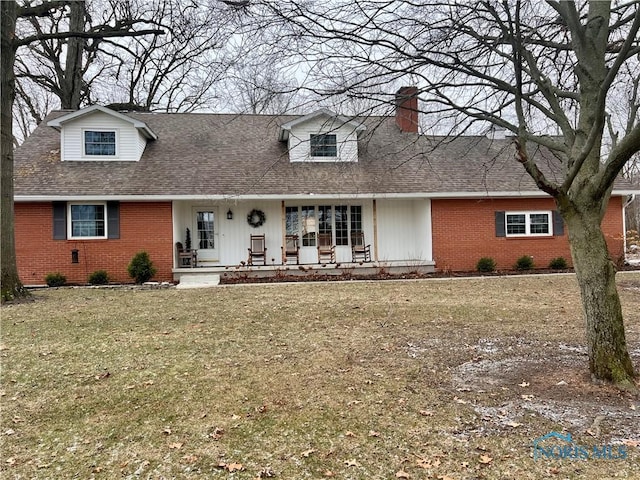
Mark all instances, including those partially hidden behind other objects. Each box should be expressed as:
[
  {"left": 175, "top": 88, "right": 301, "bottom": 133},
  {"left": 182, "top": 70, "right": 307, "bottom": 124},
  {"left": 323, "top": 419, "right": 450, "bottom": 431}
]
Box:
[
  {"left": 47, "top": 105, "right": 157, "bottom": 162},
  {"left": 279, "top": 109, "right": 366, "bottom": 163}
]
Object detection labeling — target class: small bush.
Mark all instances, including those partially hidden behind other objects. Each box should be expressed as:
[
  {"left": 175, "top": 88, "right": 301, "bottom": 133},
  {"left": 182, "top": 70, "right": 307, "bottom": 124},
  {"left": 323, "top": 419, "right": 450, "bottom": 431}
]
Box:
[
  {"left": 515, "top": 255, "right": 534, "bottom": 271},
  {"left": 549, "top": 257, "right": 568, "bottom": 270},
  {"left": 127, "top": 251, "right": 157, "bottom": 284},
  {"left": 88, "top": 270, "right": 110, "bottom": 285},
  {"left": 476, "top": 257, "right": 497, "bottom": 273},
  {"left": 45, "top": 272, "right": 66, "bottom": 287}
]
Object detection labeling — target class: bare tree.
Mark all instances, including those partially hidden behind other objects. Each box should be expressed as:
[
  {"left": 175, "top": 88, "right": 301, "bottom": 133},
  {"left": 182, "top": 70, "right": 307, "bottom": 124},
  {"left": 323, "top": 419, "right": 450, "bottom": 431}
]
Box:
[
  {"left": 13, "top": 0, "right": 237, "bottom": 133},
  {"left": 93, "top": 0, "right": 239, "bottom": 112},
  {"left": 1, "top": 0, "right": 163, "bottom": 302},
  {"left": 247, "top": 0, "right": 640, "bottom": 387},
  {"left": 221, "top": 55, "right": 301, "bottom": 114}
]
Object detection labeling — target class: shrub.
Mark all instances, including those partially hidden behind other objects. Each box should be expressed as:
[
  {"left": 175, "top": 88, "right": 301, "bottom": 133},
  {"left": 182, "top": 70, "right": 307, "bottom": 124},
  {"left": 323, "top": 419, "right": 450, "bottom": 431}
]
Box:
[
  {"left": 88, "top": 269, "right": 110, "bottom": 285},
  {"left": 476, "top": 257, "right": 496, "bottom": 273},
  {"left": 549, "top": 257, "right": 568, "bottom": 270},
  {"left": 515, "top": 255, "right": 534, "bottom": 271},
  {"left": 45, "top": 272, "right": 66, "bottom": 287},
  {"left": 127, "top": 251, "right": 157, "bottom": 284}
]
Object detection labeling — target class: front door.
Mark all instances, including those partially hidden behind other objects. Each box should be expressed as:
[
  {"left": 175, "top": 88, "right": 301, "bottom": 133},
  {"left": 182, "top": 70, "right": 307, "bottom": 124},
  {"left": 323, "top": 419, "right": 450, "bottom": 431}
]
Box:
[{"left": 193, "top": 208, "right": 218, "bottom": 262}]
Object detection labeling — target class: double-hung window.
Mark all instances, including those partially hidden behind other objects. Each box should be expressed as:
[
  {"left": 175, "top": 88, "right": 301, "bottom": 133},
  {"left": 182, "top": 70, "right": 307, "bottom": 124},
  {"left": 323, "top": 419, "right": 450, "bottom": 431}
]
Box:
[
  {"left": 84, "top": 130, "right": 116, "bottom": 156},
  {"left": 69, "top": 203, "right": 107, "bottom": 239},
  {"left": 506, "top": 211, "right": 552, "bottom": 237},
  {"left": 310, "top": 134, "right": 337, "bottom": 157}
]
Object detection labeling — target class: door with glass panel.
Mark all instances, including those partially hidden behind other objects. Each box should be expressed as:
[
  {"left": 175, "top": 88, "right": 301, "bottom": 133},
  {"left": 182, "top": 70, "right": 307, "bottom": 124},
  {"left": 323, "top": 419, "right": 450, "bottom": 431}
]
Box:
[{"left": 192, "top": 208, "right": 218, "bottom": 262}]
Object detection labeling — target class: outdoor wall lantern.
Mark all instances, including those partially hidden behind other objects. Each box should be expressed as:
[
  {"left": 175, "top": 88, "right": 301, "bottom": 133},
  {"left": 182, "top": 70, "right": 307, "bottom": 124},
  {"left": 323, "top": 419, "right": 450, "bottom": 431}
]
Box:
[
  {"left": 227, "top": 209, "right": 233, "bottom": 220},
  {"left": 71, "top": 249, "right": 79, "bottom": 264}
]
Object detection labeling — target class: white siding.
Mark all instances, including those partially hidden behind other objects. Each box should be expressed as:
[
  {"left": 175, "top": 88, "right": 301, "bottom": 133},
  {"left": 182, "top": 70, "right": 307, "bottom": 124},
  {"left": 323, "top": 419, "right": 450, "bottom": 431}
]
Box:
[
  {"left": 137, "top": 131, "right": 148, "bottom": 158},
  {"left": 60, "top": 111, "right": 145, "bottom": 161},
  {"left": 375, "top": 199, "right": 432, "bottom": 262},
  {"left": 287, "top": 117, "right": 359, "bottom": 162},
  {"left": 172, "top": 199, "right": 433, "bottom": 267},
  {"left": 173, "top": 201, "right": 285, "bottom": 266}
]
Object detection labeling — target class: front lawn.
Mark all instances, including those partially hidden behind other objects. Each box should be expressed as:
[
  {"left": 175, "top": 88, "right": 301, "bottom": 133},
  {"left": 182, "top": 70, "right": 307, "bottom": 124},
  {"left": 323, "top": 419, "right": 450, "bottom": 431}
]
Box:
[{"left": 1, "top": 273, "right": 639, "bottom": 479}]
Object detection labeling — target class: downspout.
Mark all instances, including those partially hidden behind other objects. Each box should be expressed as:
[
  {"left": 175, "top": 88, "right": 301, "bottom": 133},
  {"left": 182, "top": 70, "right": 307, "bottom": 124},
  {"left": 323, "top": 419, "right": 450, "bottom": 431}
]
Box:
[
  {"left": 281, "top": 200, "right": 286, "bottom": 264},
  {"left": 373, "top": 199, "right": 379, "bottom": 262},
  {"left": 622, "top": 194, "right": 635, "bottom": 260}
]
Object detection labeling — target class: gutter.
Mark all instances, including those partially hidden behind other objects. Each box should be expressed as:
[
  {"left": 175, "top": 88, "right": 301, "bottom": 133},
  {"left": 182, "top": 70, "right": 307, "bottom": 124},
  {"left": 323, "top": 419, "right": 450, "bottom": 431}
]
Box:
[{"left": 14, "top": 190, "right": 640, "bottom": 203}]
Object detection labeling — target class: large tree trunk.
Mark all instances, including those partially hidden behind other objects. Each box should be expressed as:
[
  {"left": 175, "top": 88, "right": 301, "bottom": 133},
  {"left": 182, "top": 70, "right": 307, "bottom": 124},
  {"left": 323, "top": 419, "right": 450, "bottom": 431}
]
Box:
[
  {"left": 60, "top": 1, "right": 87, "bottom": 109},
  {"left": 563, "top": 205, "right": 636, "bottom": 387},
  {"left": 1, "top": 2, "right": 28, "bottom": 302}
]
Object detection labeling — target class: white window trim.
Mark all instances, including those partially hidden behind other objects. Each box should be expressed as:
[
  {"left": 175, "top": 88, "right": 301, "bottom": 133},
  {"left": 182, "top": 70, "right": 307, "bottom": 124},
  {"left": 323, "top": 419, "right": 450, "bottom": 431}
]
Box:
[
  {"left": 505, "top": 210, "right": 553, "bottom": 237},
  {"left": 286, "top": 204, "right": 362, "bottom": 246},
  {"left": 82, "top": 129, "right": 119, "bottom": 159},
  {"left": 67, "top": 202, "right": 108, "bottom": 239},
  {"left": 309, "top": 133, "right": 338, "bottom": 160}
]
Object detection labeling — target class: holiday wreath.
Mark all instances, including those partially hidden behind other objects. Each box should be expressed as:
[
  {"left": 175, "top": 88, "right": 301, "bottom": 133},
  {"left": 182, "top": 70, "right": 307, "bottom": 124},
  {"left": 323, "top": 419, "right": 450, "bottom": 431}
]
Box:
[{"left": 247, "top": 209, "right": 266, "bottom": 228}]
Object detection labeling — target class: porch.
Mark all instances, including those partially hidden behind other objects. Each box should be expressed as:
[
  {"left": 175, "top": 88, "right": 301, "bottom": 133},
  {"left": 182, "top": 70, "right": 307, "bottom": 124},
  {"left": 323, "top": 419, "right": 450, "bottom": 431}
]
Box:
[{"left": 172, "top": 197, "right": 434, "bottom": 276}]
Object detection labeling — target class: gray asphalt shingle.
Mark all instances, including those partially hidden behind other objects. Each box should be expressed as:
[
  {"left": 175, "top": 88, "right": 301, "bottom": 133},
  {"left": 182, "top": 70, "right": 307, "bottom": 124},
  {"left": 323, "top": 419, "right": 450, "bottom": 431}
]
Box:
[{"left": 13, "top": 110, "right": 634, "bottom": 198}]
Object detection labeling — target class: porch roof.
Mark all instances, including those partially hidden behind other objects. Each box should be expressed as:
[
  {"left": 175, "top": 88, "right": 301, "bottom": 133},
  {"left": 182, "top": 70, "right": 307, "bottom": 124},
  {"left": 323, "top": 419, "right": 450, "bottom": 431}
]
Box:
[{"left": 14, "top": 110, "right": 638, "bottom": 199}]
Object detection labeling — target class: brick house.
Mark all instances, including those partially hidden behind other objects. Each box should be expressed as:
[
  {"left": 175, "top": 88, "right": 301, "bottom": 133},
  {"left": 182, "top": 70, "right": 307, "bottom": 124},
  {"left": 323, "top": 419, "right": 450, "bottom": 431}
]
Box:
[{"left": 13, "top": 88, "right": 638, "bottom": 285}]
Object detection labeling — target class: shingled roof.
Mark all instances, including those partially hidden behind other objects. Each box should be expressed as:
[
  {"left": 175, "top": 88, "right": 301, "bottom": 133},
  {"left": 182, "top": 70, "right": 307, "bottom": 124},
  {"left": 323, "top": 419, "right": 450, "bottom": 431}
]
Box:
[{"left": 14, "top": 110, "right": 636, "bottom": 199}]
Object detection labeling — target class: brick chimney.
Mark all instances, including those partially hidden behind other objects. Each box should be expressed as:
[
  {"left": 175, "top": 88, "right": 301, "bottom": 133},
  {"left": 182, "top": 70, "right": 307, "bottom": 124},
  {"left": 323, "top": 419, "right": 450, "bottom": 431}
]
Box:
[{"left": 395, "top": 86, "right": 419, "bottom": 133}]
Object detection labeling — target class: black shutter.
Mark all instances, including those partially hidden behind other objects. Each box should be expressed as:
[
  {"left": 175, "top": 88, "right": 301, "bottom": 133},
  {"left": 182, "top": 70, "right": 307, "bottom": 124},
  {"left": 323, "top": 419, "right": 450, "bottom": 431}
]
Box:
[
  {"left": 553, "top": 210, "right": 564, "bottom": 236},
  {"left": 107, "top": 201, "right": 120, "bottom": 239},
  {"left": 495, "top": 211, "right": 506, "bottom": 237},
  {"left": 52, "top": 202, "right": 67, "bottom": 239}
]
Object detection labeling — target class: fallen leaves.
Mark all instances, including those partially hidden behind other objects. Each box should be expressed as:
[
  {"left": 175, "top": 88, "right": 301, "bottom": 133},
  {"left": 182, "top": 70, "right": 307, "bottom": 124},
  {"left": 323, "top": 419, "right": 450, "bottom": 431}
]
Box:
[
  {"left": 621, "top": 438, "right": 640, "bottom": 447},
  {"left": 257, "top": 466, "right": 276, "bottom": 477},
  {"left": 208, "top": 426, "right": 224, "bottom": 440},
  {"left": 168, "top": 442, "right": 183, "bottom": 450},
  {"left": 416, "top": 456, "right": 441, "bottom": 469},
  {"left": 344, "top": 459, "right": 360, "bottom": 467},
  {"left": 395, "top": 470, "right": 411, "bottom": 478},
  {"left": 301, "top": 448, "right": 316, "bottom": 457},
  {"left": 478, "top": 454, "right": 493, "bottom": 465},
  {"left": 218, "top": 462, "right": 244, "bottom": 472},
  {"left": 181, "top": 454, "right": 198, "bottom": 464}
]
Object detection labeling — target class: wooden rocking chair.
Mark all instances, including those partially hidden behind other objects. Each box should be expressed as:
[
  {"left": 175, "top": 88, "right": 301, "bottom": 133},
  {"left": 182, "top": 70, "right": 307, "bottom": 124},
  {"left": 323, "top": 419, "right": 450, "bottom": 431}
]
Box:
[
  {"left": 176, "top": 242, "right": 197, "bottom": 267},
  {"left": 248, "top": 234, "right": 267, "bottom": 265},
  {"left": 317, "top": 233, "right": 336, "bottom": 264},
  {"left": 282, "top": 234, "right": 300, "bottom": 264},
  {"left": 351, "top": 232, "right": 371, "bottom": 262}
]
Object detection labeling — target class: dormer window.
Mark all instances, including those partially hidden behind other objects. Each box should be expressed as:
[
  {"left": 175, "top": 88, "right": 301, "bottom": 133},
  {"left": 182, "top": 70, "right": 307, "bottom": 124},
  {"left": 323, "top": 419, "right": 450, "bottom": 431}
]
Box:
[
  {"left": 84, "top": 130, "right": 116, "bottom": 156},
  {"left": 279, "top": 109, "right": 365, "bottom": 163},
  {"left": 310, "top": 134, "right": 337, "bottom": 157}
]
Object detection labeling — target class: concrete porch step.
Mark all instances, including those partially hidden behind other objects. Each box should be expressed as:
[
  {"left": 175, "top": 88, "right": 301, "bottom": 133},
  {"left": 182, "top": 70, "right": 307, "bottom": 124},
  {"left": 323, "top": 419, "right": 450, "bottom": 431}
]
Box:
[{"left": 176, "top": 273, "right": 220, "bottom": 289}]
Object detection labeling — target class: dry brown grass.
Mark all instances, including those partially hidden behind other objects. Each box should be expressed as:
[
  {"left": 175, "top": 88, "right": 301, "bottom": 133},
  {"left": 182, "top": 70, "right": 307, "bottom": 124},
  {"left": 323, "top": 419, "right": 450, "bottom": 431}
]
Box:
[{"left": 1, "top": 273, "right": 639, "bottom": 479}]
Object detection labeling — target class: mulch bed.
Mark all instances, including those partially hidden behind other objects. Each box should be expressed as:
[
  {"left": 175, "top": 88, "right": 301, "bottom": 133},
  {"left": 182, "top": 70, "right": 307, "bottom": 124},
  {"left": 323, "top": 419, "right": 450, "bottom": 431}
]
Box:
[{"left": 220, "top": 264, "right": 640, "bottom": 284}]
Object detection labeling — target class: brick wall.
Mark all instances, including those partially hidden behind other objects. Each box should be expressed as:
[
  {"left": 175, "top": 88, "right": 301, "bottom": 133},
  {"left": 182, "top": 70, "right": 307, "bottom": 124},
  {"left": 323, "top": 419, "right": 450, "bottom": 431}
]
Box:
[
  {"left": 431, "top": 197, "right": 625, "bottom": 271},
  {"left": 15, "top": 202, "right": 174, "bottom": 285}
]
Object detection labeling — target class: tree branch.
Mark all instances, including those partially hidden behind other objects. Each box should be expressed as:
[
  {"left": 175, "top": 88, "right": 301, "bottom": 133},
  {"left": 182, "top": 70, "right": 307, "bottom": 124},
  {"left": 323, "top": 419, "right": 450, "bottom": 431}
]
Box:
[{"left": 16, "top": 28, "right": 164, "bottom": 48}]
